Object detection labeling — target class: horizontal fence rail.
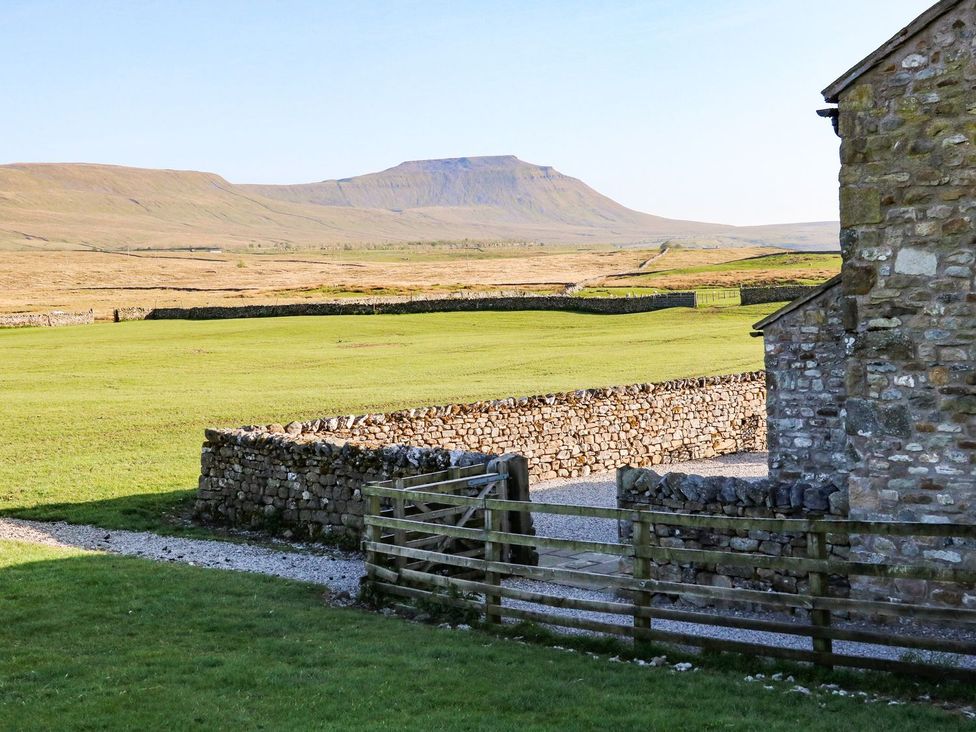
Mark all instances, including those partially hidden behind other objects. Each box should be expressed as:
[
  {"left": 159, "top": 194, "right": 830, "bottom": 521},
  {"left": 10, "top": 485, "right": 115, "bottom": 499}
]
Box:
[{"left": 363, "top": 473, "right": 976, "bottom": 681}]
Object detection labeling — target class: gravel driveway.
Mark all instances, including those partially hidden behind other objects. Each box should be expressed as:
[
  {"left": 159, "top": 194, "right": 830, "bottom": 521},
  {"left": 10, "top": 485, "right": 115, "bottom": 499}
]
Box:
[{"left": 0, "top": 517, "right": 364, "bottom": 600}]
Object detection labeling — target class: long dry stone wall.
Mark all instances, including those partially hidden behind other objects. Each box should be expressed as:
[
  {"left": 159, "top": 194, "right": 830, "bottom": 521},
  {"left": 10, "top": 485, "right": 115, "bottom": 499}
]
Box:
[
  {"left": 266, "top": 372, "right": 767, "bottom": 482},
  {"left": 741, "top": 285, "right": 822, "bottom": 306},
  {"left": 617, "top": 466, "right": 850, "bottom": 607},
  {"left": 114, "top": 291, "right": 695, "bottom": 322},
  {"left": 0, "top": 310, "right": 94, "bottom": 328}
]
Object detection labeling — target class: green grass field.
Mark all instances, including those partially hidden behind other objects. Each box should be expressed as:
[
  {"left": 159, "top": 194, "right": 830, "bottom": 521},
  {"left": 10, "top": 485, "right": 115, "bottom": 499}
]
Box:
[
  {"left": 0, "top": 307, "right": 775, "bottom": 531},
  {"left": 1, "top": 540, "right": 966, "bottom": 731}
]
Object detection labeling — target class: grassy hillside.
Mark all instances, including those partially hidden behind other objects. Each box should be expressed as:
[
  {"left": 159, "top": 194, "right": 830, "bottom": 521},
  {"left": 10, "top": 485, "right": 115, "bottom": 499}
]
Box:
[
  {"left": 0, "top": 307, "right": 774, "bottom": 529},
  {"left": 0, "top": 159, "right": 840, "bottom": 251}
]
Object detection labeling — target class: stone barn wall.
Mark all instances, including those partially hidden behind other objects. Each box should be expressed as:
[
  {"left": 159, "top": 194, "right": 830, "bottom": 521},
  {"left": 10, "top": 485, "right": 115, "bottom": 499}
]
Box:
[
  {"left": 833, "top": 0, "right": 976, "bottom": 602},
  {"left": 761, "top": 282, "right": 851, "bottom": 487}
]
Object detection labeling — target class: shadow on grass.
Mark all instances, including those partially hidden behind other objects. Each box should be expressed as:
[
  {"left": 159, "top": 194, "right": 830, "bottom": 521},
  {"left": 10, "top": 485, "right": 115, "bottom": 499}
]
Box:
[{"left": 0, "top": 488, "right": 196, "bottom": 532}]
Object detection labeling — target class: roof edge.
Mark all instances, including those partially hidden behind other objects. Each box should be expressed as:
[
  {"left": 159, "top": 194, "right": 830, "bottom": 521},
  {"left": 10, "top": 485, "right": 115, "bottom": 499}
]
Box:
[
  {"left": 822, "top": 0, "right": 963, "bottom": 103},
  {"left": 752, "top": 275, "right": 843, "bottom": 331}
]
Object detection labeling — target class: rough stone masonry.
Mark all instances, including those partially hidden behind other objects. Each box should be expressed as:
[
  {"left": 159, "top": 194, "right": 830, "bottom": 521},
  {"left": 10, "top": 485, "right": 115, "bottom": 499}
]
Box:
[
  {"left": 197, "top": 373, "right": 767, "bottom": 540},
  {"left": 828, "top": 0, "right": 976, "bottom": 598}
]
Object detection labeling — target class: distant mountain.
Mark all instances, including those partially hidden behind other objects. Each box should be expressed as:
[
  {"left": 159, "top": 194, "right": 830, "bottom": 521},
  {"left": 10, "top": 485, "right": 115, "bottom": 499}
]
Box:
[{"left": 0, "top": 157, "right": 839, "bottom": 251}]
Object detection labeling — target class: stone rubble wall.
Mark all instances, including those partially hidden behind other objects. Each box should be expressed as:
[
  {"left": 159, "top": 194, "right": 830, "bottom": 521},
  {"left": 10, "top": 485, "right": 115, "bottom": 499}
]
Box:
[
  {"left": 740, "top": 285, "right": 823, "bottom": 306},
  {"left": 762, "top": 283, "right": 851, "bottom": 486},
  {"left": 195, "top": 430, "right": 502, "bottom": 541},
  {"left": 114, "top": 307, "right": 153, "bottom": 322},
  {"left": 114, "top": 291, "right": 696, "bottom": 322},
  {"left": 835, "top": 0, "right": 976, "bottom": 605},
  {"left": 269, "top": 372, "right": 767, "bottom": 482},
  {"left": 617, "top": 466, "right": 850, "bottom": 607},
  {"left": 0, "top": 310, "right": 94, "bottom": 328}
]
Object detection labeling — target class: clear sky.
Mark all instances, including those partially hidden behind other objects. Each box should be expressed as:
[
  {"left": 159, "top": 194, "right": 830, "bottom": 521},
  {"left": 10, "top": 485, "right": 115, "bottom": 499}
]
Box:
[{"left": 1, "top": 0, "right": 933, "bottom": 225}]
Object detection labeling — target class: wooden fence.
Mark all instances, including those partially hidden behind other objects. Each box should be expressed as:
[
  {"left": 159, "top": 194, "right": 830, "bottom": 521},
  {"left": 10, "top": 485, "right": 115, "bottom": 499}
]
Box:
[
  {"left": 694, "top": 288, "right": 741, "bottom": 307},
  {"left": 363, "top": 470, "right": 976, "bottom": 681}
]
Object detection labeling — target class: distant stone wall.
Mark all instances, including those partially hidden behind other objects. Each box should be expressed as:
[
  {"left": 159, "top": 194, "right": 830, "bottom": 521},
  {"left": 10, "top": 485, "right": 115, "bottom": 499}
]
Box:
[
  {"left": 762, "top": 282, "right": 850, "bottom": 486},
  {"left": 617, "top": 466, "right": 849, "bottom": 604},
  {"left": 114, "top": 307, "right": 152, "bottom": 322},
  {"left": 740, "top": 285, "right": 821, "bottom": 306},
  {"left": 0, "top": 310, "right": 94, "bottom": 328},
  {"left": 264, "top": 372, "right": 767, "bottom": 482},
  {"left": 113, "top": 292, "right": 696, "bottom": 322}
]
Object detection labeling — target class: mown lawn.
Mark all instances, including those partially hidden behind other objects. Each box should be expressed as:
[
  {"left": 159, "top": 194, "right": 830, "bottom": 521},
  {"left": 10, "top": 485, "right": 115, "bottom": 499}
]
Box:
[
  {"left": 0, "top": 540, "right": 967, "bottom": 731},
  {"left": 0, "top": 307, "right": 775, "bottom": 530}
]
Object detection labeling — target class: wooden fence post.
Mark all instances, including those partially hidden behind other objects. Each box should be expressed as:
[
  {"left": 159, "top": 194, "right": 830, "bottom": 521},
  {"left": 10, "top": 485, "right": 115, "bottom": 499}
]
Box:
[
  {"left": 366, "top": 490, "right": 382, "bottom": 582},
  {"left": 633, "top": 513, "right": 652, "bottom": 650},
  {"left": 484, "top": 504, "right": 502, "bottom": 624},
  {"left": 807, "top": 530, "right": 833, "bottom": 667},
  {"left": 394, "top": 478, "right": 407, "bottom": 573}
]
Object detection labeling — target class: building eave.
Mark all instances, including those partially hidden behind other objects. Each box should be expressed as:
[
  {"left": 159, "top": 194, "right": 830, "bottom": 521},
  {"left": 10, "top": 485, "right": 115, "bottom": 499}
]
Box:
[
  {"left": 752, "top": 275, "right": 843, "bottom": 331},
  {"left": 822, "top": 0, "right": 964, "bottom": 103}
]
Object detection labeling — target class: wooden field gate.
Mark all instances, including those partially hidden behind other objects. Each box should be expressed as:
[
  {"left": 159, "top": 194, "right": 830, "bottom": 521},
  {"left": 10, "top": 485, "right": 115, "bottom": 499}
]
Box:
[{"left": 364, "top": 469, "right": 976, "bottom": 680}]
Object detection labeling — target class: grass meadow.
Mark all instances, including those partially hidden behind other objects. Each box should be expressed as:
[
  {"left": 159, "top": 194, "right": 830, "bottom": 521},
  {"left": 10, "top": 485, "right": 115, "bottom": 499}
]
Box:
[
  {"left": 1, "top": 306, "right": 774, "bottom": 530},
  {"left": 1, "top": 540, "right": 968, "bottom": 731}
]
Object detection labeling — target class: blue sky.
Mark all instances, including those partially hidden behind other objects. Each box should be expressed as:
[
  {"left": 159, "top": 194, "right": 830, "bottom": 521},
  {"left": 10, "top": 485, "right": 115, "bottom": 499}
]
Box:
[{"left": 1, "top": 1, "right": 932, "bottom": 225}]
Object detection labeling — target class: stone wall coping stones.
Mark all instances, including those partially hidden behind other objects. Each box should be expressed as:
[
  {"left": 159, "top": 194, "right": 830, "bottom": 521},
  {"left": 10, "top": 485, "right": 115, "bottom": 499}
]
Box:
[{"left": 221, "top": 371, "right": 768, "bottom": 436}]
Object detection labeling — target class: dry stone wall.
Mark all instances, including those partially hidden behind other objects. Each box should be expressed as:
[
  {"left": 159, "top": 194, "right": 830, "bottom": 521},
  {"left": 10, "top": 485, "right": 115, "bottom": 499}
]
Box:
[
  {"left": 834, "top": 0, "right": 976, "bottom": 604},
  {"left": 196, "top": 431, "right": 500, "bottom": 540},
  {"left": 196, "top": 373, "right": 766, "bottom": 542},
  {"left": 273, "top": 372, "right": 767, "bottom": 482},
  {"left": 740, "top": 285, "right": 822, "bottom": 306},
  {"left": 617, "top": 466, "right": 849, "bottom": 606},
  {"left": 0, "top": 310, "right": 94, "bottom": 328},
  {"left": 113, "top": 292, "right": 695, "bottom": 322}
]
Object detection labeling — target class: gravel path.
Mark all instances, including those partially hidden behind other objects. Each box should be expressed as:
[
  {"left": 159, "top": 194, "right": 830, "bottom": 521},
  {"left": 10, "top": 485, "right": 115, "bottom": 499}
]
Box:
[{"left": 0, "top": 518, "right": 365, "bottom": 600}]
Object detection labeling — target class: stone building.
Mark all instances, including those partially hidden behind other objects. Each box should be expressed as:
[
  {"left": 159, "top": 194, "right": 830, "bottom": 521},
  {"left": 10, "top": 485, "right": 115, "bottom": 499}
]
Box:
[{"left": 757, "top": 0, "right": 976, "bottom": 596}]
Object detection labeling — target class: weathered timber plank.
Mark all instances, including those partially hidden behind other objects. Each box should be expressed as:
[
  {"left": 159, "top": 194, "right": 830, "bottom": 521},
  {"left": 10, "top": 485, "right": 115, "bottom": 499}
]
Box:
[
  {"left": 399, "top": 567, "right": 976, "bottom": 656},
  {"left": 367, "top": 542, "right": 976, "bottom": 624},
  {"left": 366, "top": 515, "right": 631, "bottom": 557},
  {"left": 364, "top": 486, "right": 976, "bottom": 539}
]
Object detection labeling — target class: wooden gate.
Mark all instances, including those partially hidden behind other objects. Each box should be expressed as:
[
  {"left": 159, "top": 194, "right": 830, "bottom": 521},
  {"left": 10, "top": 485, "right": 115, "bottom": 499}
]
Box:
[{"left": 363, "top": 483, "right": 976, "bottom": 681}]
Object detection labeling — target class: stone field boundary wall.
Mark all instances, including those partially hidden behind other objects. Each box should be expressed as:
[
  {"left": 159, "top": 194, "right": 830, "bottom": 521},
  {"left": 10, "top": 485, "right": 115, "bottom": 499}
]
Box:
[
  {"left": 196, "top": 435, "right": 538, "bottom": 543},
  {"left": 0, "top": 310, "right": 94, "bottom": 328},
  {"left": 114, "top": 292, "right": 696, "bottom": 322},
  {"left": 740, "top": 285, "right": 821, "bottom": 306},
  {"left": 196, "top": 372, "right": 766, "bottom": 540},
  {"left": 617, "top": 466, "right": 850, "bottom": 606},
  {"left": 255, "top": 372, "right": 768, "bottom": 483}
]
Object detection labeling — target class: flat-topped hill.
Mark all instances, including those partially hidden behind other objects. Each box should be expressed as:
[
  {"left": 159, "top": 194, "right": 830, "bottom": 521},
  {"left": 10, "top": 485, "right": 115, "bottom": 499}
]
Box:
[{"left": 0, "top": 157, "right": 839, "bottom": 251}]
